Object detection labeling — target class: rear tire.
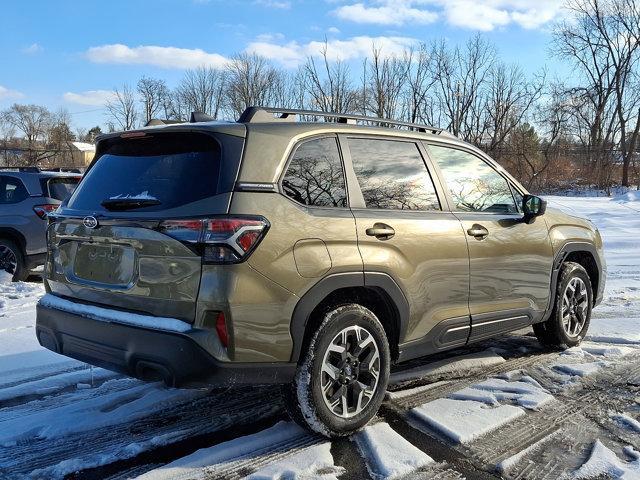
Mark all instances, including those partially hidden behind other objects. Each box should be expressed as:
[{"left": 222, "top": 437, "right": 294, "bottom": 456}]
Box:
[
  {"left": 284, "top": 304, "right": 390, "bottom": 438},
  {"left": 0, "top": 239, "right": 27, "bottom": 282},
  {"left": 533, "top": 261, "right": 593, "bottom": 349}
]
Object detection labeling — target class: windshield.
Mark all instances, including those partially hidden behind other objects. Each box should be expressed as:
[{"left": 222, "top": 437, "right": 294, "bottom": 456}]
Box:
[{"left": 67, "top": 132, "right": 222, "bottom": 212}]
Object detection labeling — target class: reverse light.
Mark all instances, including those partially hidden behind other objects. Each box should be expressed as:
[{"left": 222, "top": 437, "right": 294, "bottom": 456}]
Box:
[
  {"left": 158, "top": 216, "right": 269, "bottom": 263},
  {"left": 33, "top": 204, "right": 58, "bottom": 219}
]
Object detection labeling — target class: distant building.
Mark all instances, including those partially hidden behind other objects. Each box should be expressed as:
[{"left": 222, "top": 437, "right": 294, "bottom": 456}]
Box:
[{"left": 70, "top": 142, "right": 95, "bottom": 166}]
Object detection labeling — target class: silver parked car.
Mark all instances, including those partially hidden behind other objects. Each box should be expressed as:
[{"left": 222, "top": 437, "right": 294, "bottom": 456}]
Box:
[{"left": 0, "top": 168, "right": 81, "bottom": 280}]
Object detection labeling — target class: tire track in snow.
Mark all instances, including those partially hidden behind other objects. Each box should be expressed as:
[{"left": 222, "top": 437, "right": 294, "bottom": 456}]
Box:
[
  {"left": 0, "top": 386, "right": 282, "bottom": 479},
  {"left": 389, "top": 349, "right": 561, "bottom": 409}
]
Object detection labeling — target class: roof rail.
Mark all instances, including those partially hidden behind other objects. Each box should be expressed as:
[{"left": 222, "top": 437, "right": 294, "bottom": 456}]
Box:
[
  {"left": 0, "top": 166, "right": 41, "bottom": 173},
  {"left": 238, "top": 106, "right": 445, "bottom": 135},
  {"left": 145, "top": 112, "right": 220, "bottom": 126}
]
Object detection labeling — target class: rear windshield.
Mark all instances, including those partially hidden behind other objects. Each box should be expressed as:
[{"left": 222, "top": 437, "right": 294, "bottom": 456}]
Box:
[
  {"left": 45, "top": 177, "right": 80, "bottom": 201},
  {"left": 67, "top": 132, "right": 224, "bottom": 212}
]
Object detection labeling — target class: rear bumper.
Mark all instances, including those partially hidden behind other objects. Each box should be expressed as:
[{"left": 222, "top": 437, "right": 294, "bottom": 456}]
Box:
[{"left": 35, "top": 302, "right": 296, "bottom": 387}]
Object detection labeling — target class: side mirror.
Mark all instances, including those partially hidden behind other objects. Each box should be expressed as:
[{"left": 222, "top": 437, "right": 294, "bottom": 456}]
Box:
[{"left": 523, "top": 194, "right": 547, "bottom": 221}]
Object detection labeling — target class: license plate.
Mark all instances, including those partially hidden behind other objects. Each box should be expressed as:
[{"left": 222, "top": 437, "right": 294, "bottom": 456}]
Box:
[{"left": 73, "top": 244, "right": 135, "bottom": 286}]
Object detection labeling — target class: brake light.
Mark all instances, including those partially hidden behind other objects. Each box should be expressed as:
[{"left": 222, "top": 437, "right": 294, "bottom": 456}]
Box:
[
  {"left": 158, "top": 216, "right": 269, "bottom": 263},
  {"left": 215, "top": 312, "right": 229, "bottom": 347},
  {"left": 33, "top": 204, "right": 58, "bottom": 219}
]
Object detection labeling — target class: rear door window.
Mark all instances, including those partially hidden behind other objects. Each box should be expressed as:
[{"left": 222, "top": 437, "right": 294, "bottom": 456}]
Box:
[
  {"left": 347, "top": 138, "right": 441, "bottom": 211},
  {"left": 67, "top": 132, "right": 226, "bottom": 212},
  {"left": 0, "top": 176, "right": 28, "bottom": 204},
  {"left": 44, "top": 177, "right": 80, "bottom": 201}
]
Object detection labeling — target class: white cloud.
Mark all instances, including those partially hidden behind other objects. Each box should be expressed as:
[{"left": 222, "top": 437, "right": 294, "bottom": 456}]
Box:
[
  {"left": 0, "top": 85, "right": 24, "bottom": 101},
  {"left": 328, "top": 26, "right": 341, "bottom": 34},
  {"left": 22, "top": 43, "right": 43, "bottom": 55},
  {"left": 334, "top": 2, "right": 437, "bottom": 26},
  {"left": 253, "top": 0, "right": 291, "bottom": 8},
  {"left": 246, "top": 35, "right": 418, "bottom": 67},
  {"left": 85, "top": 44, "right": 229, "bottom": 69},
  {"left": 333, "top": 0, "right": 563, "bottom": 30},
  {"left": 63, "top": 90, "right": 117, "bottom": 106}
]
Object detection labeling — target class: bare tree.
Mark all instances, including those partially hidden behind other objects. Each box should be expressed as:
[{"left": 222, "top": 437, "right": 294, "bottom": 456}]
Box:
[
  {"left": 301, "top": 43, "right": 359, "bottom": 114},
  {"left": 404, "top": 44, "right": 437, "bottom": 124},
  {"left": 226, "top": 53, "right": 288, "bottom": 117},
  {"left": 105, "top": 85, "right": 138, "bottom": 130},
  {"left": 175, "top": 67, "right": 226, "bottom": 119},
  {"left": 1, "top": 104, "right": 53, "bottom": 164},
  {"left": 365, "top": 45, "right": 410, "bottom": 119},
  {"left": 432, "top": 35, "right": 495, "bottom": 139},
  {"left": 553, "top": 0, "right": 640, "bottom": 186},
  {"left": 137, "top": 77, "right": 170, "bottom": 124}
]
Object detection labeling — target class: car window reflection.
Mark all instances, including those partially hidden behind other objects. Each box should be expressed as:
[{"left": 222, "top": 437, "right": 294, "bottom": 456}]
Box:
[
  {"left": 429, "top": 145, "right": 517, "bottom": 214},
  {"left": 348, "top": 138, "right": 441, "bottom": 211}
]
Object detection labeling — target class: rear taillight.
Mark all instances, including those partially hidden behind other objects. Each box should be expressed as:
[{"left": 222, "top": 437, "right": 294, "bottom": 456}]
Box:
[
  {"left": 215, "top": 312, "right": 229, "bottom": 347},
  {"left": 159, "top": 216, "right": 269, "bottom": 263},
  {"left": 33, "top": 204, "right": 58, "bottom": 219}
]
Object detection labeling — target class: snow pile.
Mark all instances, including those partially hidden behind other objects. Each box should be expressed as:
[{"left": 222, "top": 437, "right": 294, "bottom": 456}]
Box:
[
  {"left": 353, "top": 422, "right": 433, "bottom": 479},
  {"left": 410, "top": 371, "right": 553, "bottom": 443},
  {"left": 136, "top": 422, "right": 340, "bottom": 480},
  {"left": 390, "top": 349, "right": 505, "bottom": 385},
  {"left": 613, "top": 414, "right": 640, "bottom": 434},
  {"left": 39, "top": 293, "right": 192, "bottom": 333},
  {"left": 0, "top": 379, "right": 204, "bottom": 445},
  {"left": 248, "top": 442, "right": 343, "bottom": 480},
  {"left": 411, "top": 398, "right": 524, "bottom": 444},
  {"left": 450, "top": 376, "right": 553, "bottom": 410},
  {"left": 587, "top": 318, "right": 640, "bottom": 344},
  {"left": 613, "top": 190, "right": 640, "bottom": 203},
  {"left": 497, "top": 431, "right": 560, "bottom": 474},
  {"left": 569, "top": 440, "right": 640, "bottom": 479},
  {"left": 552, "top": 362, "right": 606, "bottom": 378},
  {"left": 0, "top": 366, "right": 114, "bottom": 402},
  {"left": 109, "top": 191, "right": 158, "bottom": 201},
  {"left": 0, "top": 278, "right": 42, "bottom": 300},
  {"left": 0, "top": 270, "right": 13, "bottom": 285}
]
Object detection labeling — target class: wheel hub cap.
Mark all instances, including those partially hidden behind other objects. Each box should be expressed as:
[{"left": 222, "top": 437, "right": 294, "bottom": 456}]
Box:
[
  {"left": 561, "top": 277, "right": 589, "bottom": 337},
  {"left": 320, "top": 325, "right": 380, "bottom": 419}
]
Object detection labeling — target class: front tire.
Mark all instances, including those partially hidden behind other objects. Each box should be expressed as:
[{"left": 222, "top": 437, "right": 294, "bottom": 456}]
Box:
[
  {"left": 0, "top": 239, "right": 27, "bottom": 282},
  {"left": 285, "top": 304, "right": 390, "bottom": 438},
  {"left": 533, "top": 261, "right": 593, "bottom": 349}
]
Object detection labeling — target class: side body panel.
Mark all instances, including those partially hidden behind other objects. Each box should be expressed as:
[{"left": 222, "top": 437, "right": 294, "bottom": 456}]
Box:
[
  {"left": 229, "top": 190, "right": 363, "bottom": 361},
  {"left": 544, "top": 207, "right": 606, "bottom": 305},
  {"left": 339, "top": 134, "right": 471, "bottom": 348},
  {"left": 454, "top": 212, "right": 554, "bottom": 340}
]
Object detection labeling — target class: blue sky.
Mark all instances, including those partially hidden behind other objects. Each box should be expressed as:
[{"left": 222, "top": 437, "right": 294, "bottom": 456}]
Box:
[{"left": 0, "top": 0, "right": 566, "bottom": 130}]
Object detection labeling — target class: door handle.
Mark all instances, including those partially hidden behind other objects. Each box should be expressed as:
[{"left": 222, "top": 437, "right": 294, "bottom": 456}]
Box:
[
  {"left": 366, "top": 223, "right": 395, "bottom": 240},
  {"left": 467, "top": 224, "right": 489, "bottom": 239}
]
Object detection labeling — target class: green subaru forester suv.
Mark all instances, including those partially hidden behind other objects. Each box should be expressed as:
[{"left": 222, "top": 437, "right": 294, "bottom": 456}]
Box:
[{"left": 36, "top": 107, "right": 605, "bottom": 437}]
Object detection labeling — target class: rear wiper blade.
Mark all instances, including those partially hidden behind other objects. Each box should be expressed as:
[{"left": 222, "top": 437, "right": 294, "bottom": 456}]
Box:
[{"left": 100, "top": 198, "right": 161, "bottom": 211}]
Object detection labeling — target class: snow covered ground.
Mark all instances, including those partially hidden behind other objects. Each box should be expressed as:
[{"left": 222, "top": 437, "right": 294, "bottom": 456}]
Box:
[{"left": 0, "top": 194, "right": 638, "bottom": 480}]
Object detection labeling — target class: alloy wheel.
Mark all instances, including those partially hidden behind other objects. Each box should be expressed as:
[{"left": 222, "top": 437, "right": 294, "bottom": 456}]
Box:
[
  {"left": 0, "top": 245, "right": 17, "bottom": 276},
  {"left": 320, "top": 325, "right": 380, "bottom": 419},
  {"left": 561, "top": 277, "right": 589, "bottom": 337}
]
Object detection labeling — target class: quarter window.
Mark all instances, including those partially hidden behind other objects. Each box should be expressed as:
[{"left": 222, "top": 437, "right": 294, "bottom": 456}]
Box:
[
  {"left": 0, "top": 176, "right": 28, "bottom": 204},
  {"left": 428, "top": 145, "right": 518, "bottom": 214},
  {"left": 282, "top": 137, "right": 347, "bottom": 207},
  {"left": 348, "top": 138, "right": 440, "bottom": 211}
]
